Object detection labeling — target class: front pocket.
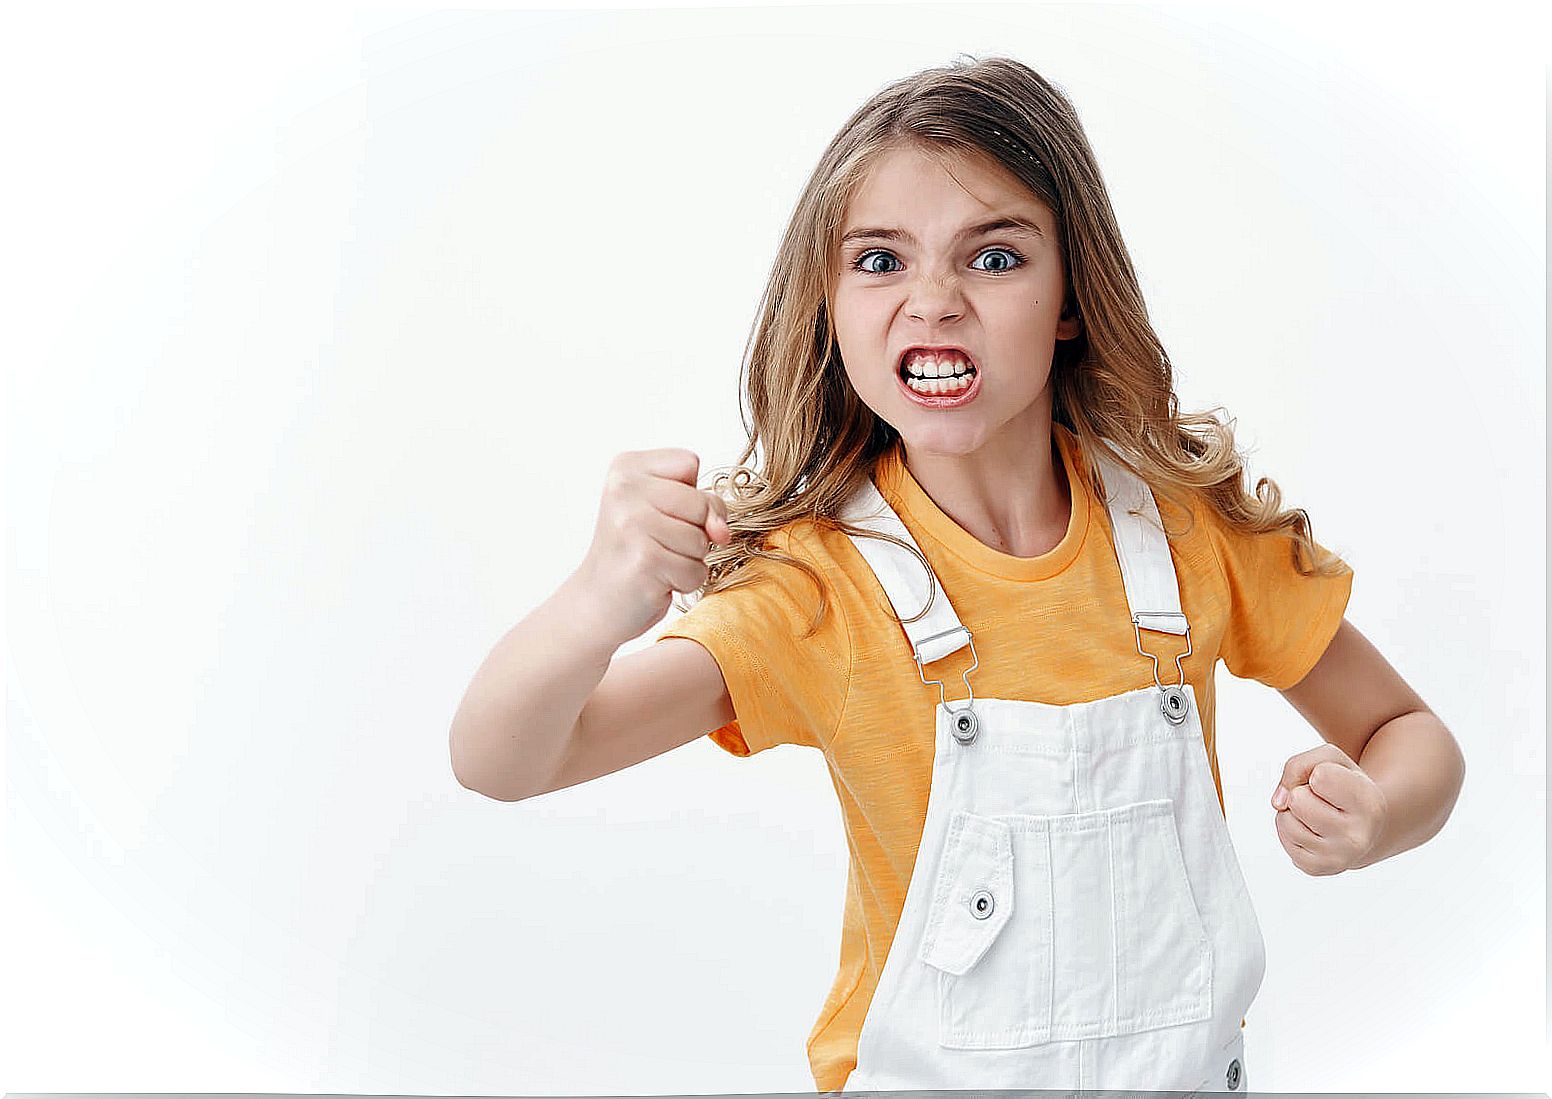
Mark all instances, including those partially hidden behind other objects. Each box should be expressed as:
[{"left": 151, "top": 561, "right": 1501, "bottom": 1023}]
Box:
[
  {"left": 1100, "top": 799, "right": 1214, "bottom": 1035},
  {"left": 918, "top": 800, "right": 1213, "bottom": 1049},
  {"left": 917, "top": 809, "right": 1049, "bottom": 1048}
]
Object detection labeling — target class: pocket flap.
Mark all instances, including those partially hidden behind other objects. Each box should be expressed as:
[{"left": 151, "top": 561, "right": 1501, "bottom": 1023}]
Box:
[{"left": 917, "top": 810, "right": 1014, "bottom": 976}]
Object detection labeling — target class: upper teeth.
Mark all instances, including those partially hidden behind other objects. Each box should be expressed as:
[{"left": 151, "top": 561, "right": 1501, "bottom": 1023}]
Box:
[{"left": 903, "top": 352, "right": 975, "bottom": 378}]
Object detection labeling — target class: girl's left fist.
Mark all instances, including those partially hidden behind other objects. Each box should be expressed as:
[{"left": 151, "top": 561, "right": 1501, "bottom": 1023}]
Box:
[{"left": 1270, "top": 743, "right": 1388, "bottom": 876}]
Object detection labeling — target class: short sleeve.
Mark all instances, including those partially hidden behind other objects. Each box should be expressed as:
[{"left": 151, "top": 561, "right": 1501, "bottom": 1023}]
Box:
[
  {"left": 653, "top": 528, "right": 850, "bottom": 756},
  {"left": 1201, "top": 501, "right": 1355, "bottom": 690}
]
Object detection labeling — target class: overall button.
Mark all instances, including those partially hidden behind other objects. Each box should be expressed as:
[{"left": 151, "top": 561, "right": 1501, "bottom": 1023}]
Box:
[
  {"left": 951, "top": 708, "right": 979, "bottom": 744},
  {"left": 968, "top": 889, "right": 995, "bottom": 919},
  {"left": 1159, "top": 684, "right": 1189, "bottom": 724},
  {"left": 1226, "top": 1056, "right": 1242, "bottom": 1090}
]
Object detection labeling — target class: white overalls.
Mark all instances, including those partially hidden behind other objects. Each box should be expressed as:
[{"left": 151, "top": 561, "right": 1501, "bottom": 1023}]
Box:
[{"left": 833, "top": 441, "right": 1265, "bottom": 1094}]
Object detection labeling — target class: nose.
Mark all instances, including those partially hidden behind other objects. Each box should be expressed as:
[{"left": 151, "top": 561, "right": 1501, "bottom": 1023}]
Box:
[
  {"left": 907, "top": 273, "right": 966, "bottom": 325},
  {"left": 908, "top": 300, "right": 964, "bottom": 324}
]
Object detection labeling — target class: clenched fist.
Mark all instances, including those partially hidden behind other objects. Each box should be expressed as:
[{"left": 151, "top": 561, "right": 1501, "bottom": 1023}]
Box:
[{"left": 1270, "top": 743, "right": 1389, "bottom": 876}]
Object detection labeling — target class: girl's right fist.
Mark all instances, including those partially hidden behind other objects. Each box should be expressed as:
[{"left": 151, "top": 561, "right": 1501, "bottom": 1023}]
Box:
[{"left": 573, "top": 448, "right": 733, "bottom": 644}]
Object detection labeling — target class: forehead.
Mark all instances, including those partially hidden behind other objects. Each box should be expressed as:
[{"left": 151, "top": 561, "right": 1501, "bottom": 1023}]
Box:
[{"left": 842, "top": 143, "right": 1051, "bottom": 230}]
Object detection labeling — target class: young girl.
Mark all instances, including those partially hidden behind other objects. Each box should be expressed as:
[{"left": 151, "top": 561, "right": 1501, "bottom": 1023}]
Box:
[{"left": 449, "top": 54, "right": 1464, "bottom": 1095}]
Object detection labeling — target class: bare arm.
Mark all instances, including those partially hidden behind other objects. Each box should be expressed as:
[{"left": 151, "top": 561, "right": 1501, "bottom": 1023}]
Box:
[
  {"left": 1276, "top": 617, "right": 1465, "bottom": 868},
  {"left": 448, "top": 570, "right": 621, "bottom": 801},
  {"left": 548, "top": 636, "right": 734, "bottom": 795},
  {"left": 449, "top": 448, "right": 733, "bottom": 801},
  {"left": 449, "top": 578, "right": 734, "bottom": 802}
]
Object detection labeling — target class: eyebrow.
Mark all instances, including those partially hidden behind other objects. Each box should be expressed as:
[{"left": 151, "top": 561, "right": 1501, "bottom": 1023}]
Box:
[{"left": 839, "top": 216, "right": 1044, "bottom": 247}]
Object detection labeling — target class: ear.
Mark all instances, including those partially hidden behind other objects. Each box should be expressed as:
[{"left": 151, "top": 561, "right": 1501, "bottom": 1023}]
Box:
[{"left": 1056, "top": 307, "right": 1082, "bottom": 341}]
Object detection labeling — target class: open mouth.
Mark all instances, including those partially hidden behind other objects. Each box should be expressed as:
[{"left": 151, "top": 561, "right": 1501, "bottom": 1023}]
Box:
[
  {"left": 896, "top": 353, "right": 982, "bottom": 407},
  {"left": 893, "top": 363, "right": 974, "bottom": 392},
  {"left": 898, "top": 356, "right": 978, "bottom": 397}
]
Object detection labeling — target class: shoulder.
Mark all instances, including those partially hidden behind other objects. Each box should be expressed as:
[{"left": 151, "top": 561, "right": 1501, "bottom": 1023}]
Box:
[
  {"left": 686, "top": 517, "right": 847, "bottom": 640},
  {"left": 736, "top": 516, "right": 856, "bottom": 595},
  {"left": 1142, "top": 482, "right": 1228, "bottom": 580},
  {"left": 1153, "top": 483, "right": 1298, "bottom": 567},
  {"left": 725, "top": 518, "right": 832, "bottom": 593}
]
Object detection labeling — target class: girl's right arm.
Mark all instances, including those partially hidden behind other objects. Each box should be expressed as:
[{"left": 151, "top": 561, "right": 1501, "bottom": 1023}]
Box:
[{"left": 448, "top": 449, "right": 734, "bottom": 802}]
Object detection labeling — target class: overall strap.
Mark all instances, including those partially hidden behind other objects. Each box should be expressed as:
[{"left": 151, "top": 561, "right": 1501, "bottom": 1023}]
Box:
[
  {"left": 1090, "top": 440, "right": 1188, "bottom": 635},
  {"left": 837, "top": 475, "right": 971, "bottom": 666}
]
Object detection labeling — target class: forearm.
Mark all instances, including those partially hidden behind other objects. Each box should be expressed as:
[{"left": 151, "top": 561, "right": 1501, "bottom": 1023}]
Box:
[
  {"left": 1352, "top": 710, "right": 1465, "bottom": 868},
  {"left": 449, "top": 571, "right": 623, "bottom": 801}
]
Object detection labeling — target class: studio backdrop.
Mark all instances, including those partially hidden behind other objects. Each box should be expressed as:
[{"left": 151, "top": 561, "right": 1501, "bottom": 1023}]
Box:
[{"left": 6, "top": 2, "right": 1545, "bottom": 1095}]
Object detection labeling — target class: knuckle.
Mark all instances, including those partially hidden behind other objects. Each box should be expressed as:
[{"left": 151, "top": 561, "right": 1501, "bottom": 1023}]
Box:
[
  {"left": 668, "top": 447, "right": 700, "bottom": 477},
  {"left": 607, "top": 505, "right": 633, "bottom": 538}
]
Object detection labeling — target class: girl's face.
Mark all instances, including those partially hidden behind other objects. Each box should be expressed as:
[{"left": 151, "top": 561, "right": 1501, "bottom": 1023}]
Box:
[{"left": 830, "top": 143, "right": 1080, "bottom": 457}]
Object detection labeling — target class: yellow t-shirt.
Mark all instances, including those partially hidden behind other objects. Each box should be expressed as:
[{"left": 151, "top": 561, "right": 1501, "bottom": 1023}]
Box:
[{"left": 654, "top": 422, "right": 1353, "bottom": 1094}]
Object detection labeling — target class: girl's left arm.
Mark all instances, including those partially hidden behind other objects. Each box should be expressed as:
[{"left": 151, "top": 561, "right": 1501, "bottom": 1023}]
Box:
[{"left": 1269, "top": 618, "right": 1466, "bottom": 874}]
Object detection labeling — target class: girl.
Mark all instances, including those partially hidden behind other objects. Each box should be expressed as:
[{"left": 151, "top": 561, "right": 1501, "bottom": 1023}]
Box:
[{"left": 449, "top": 54, "right": 1465, "bottom": 1095}]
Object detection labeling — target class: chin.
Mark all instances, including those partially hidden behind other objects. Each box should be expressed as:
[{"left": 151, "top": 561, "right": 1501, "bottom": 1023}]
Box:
[{"left": 895, "top": 424, "right": 994, "bottom": 458}]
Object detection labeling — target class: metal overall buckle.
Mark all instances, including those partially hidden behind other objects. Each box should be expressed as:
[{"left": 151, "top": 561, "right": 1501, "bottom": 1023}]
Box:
[
  {"left": 913, "top": 625, "right": 981, "bottom": 745},
  {"left": 1133, "top": 611, "right": 1193, "bottom": 725}
]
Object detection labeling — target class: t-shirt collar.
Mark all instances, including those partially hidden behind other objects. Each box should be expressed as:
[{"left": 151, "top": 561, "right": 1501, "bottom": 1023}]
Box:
[{"left": 873, "top": 423, "right": 1092, "bottom": 581}]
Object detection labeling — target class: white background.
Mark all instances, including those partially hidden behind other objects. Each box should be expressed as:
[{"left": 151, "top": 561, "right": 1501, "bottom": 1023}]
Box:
[{"left": 5, "top": 0, "right": 1546, "bottom": 1093}]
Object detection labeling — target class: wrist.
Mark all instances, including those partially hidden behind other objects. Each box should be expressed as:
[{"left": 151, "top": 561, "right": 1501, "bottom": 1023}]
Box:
[{"left": 555, "top": 566, "right": 632, "bottom": 653}]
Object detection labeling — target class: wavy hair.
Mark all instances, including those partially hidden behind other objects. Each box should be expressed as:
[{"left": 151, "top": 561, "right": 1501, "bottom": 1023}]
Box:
[{"left": 673, "top": 53, "right": 1348, "bottom": 636}]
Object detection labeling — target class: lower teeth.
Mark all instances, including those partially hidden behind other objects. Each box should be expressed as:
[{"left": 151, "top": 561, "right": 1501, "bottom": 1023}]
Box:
[{"left": 905, "top": 372, "right": 973, "bottom": 395}]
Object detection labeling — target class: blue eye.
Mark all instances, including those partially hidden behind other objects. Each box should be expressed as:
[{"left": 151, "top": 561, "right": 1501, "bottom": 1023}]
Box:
[{"left": 849, "top": 245, "right": 1028, "bottom": 277}]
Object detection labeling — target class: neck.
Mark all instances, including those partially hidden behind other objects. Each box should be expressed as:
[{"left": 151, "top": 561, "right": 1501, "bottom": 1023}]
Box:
[{"left": 899, "top": 416, "right": 1072, "bottom": 560}]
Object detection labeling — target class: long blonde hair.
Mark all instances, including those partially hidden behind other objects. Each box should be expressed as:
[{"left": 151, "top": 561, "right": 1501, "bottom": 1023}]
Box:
[{"left": 675, "top": 53, "right": 1348, "bottom": 636}]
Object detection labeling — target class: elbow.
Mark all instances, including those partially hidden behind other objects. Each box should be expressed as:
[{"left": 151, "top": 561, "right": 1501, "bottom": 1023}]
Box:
[
  {"left": 452, "top": 761, "right": 528, "bottom": 803},
  {"left": 449, "top": 727, "right": 527, "bottom": 803},
  {"left": 1434, "top": 724, "right": 1467, "bottom": 832},
  {"left": 1441, "top": 720, "right": 1466, "bottom": 796},
  {"left": 461, "top": 777, "right": 527, "bottom": 803}
]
